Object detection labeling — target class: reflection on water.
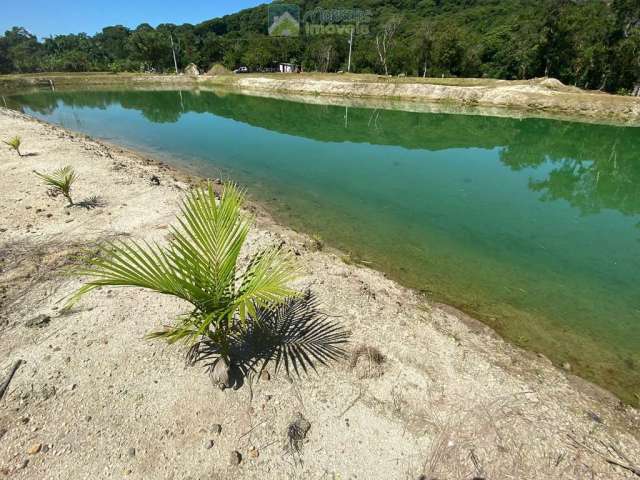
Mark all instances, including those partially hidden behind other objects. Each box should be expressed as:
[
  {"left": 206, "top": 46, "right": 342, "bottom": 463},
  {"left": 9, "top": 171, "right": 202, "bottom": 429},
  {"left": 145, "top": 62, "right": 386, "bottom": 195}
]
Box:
[{"left": 8, "top": 90, "right": 640, "bottom": 404}]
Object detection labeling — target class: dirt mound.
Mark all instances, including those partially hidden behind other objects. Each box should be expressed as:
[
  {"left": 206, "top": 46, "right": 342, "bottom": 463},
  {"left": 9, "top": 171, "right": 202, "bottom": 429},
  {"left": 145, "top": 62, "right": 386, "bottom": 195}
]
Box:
[
  {"left": 536, "top": 77, "right": 568, "bottom": 91},
  {"left": 184, "top": 63, "right": 200, "bottom": 76},
  {"left": 207, "top": 63, "right": 231, "bottom": 76}
]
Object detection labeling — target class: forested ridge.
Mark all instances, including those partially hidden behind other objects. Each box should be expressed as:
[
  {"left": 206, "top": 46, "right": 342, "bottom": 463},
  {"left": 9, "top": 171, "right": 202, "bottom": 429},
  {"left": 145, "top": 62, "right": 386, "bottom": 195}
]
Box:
[{"left": 1, "top": 0, "right": 639, "bottom": 93}]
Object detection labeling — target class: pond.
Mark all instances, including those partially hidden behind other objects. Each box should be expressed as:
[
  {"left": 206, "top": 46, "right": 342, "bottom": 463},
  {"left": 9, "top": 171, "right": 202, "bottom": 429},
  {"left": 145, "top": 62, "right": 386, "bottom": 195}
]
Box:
[{"left": 6, "top": 89, "right": 640, "bottom": 404}]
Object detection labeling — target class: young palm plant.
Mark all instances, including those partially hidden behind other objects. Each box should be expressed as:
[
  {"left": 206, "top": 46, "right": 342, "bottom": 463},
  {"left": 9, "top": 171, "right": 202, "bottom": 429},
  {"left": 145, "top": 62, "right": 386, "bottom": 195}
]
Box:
[
  {"left": 3, "top": 136, "right": 22, "bottom": 156},
  {"left": 66, "top": 183, "right": 311, "bottom": 389},
  {"left": 34, "top": 165, "right": 78, "bottom": 206}
]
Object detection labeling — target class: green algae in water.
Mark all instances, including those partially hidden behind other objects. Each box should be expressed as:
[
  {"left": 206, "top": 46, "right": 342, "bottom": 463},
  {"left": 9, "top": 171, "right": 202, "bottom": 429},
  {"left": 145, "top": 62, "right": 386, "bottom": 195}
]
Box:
[{"left": 9, "top": 90, "right": 640, "bottom": 405}]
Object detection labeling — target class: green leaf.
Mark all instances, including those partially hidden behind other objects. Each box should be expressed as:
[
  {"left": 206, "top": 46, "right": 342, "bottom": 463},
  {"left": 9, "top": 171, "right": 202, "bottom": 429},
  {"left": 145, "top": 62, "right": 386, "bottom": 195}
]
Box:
[{"left": 68, "top": 182, "right": 300, "bottom": 348}]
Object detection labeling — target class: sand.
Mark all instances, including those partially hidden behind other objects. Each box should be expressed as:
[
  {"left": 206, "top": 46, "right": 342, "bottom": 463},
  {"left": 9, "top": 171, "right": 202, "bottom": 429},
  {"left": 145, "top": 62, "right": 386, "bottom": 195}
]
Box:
[{"left": 0, "top": 107, "right": 639, "bottom": 479}]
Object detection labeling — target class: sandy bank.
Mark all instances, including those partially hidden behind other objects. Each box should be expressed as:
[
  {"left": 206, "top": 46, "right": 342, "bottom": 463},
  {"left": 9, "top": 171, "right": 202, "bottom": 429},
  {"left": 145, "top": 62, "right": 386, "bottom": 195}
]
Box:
[
  {"left": 3, "top": 72, "right": 640, "bottom": 126},
  {"left": 218, "top": 75, "right": 640, "bottom": 126},
  {"left": 0, "top": 108, "right": 639, "bottom": 479}
]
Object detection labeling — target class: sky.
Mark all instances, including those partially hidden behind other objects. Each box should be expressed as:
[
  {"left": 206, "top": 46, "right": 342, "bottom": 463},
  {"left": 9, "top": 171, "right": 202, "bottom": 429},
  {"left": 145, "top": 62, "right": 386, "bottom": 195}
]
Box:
[{"left": 1, "top": 0, "right": 266, "bottom": 39}]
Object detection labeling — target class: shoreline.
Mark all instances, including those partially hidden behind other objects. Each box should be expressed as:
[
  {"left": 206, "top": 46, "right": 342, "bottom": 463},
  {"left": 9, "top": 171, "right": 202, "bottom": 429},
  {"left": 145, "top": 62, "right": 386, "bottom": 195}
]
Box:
[
  {"left": 2, "top": 72, "right": 640, "bottom": 127},
  {"left": 1, "top": 107, "right": 639, "bottom": 478}
]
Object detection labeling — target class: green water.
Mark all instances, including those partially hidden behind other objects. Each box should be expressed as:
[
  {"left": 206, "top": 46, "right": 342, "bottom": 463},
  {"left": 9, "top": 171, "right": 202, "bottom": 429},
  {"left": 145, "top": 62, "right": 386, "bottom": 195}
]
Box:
[{"left": 7, "top": 90, "right": 640, "bottom": 404}]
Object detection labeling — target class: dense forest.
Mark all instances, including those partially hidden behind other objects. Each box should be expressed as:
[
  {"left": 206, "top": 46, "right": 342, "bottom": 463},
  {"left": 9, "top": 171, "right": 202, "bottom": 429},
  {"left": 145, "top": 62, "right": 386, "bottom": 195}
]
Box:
[{"left": 1, "top": 0, "right": 639, "bottom": 93}]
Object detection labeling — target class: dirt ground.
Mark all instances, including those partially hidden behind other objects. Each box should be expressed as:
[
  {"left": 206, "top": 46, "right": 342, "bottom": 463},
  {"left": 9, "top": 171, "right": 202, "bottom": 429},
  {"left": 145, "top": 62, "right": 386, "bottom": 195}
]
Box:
[{"left": 0, "top": 108, "right": 639, "bottom": 479}]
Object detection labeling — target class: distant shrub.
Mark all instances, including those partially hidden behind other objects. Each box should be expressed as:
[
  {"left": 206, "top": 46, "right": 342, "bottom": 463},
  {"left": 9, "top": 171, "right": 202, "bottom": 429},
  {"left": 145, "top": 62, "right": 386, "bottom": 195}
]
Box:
[{"left": 207, "top": 63, "right": 231, "bottom": 75}]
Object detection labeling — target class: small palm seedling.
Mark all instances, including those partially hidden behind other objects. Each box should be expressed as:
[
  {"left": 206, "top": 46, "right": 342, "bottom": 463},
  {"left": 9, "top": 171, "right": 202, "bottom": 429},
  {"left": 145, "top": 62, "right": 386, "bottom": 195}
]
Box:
[
  {"left": 3, "top": 136, "right": 22, "bottom": 156},
  {"left": 34, "top": 166, "right": 78, "bottom": 206},
  {"left": 66, "top": 183, "right": 348, "bottom": 389}
]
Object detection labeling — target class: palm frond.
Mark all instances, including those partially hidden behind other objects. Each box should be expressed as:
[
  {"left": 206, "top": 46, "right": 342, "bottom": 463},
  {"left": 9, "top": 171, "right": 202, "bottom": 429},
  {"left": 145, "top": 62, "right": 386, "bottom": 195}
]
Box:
[
  {"left": 235, "top": 246, "right": 301, "bottom": 321},
  {"left": 34, "top": 165, "right": 77, "bottom": 205},
  {"left": 66, "top": 238, "right": 208, "bottom": 308},
  {"left": 168, "top": 183, "right": 250, "bottom": 307},
  {"left": 3, "top": 136, "right": 21, "bottom": 155},
  {"left": 67, "top": 182, "right": 300, "bottom": 348}
]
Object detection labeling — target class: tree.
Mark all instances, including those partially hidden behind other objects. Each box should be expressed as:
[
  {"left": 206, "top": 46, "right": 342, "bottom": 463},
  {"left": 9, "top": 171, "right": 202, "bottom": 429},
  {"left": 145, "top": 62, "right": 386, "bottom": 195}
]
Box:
[
  {"left": 375, "top": 16, "right": 402, "bottom": 76},
  {"left": 432, "top": 24, "right": 468, "bottom": 77},
  {"left": 200, "top": 32, "right": 223, "bottom": 68},
  {"left": 3, "top": 27, "right": 42, "bottom": 72},
  {"left": 413, "top": 21, "right": 434, "bottom": 77},
  {"left": 126, "top": 24, "right": 172, "bottom": 71},
  {"left": 0, "top": 36, "right": 12, "bottom": 73},
  {"left": 240, "top": 36, "right": 273, "bottom": 70},
  {"left": 614, "top": 0, "right": 640, "bottom": 37},
  {"left": 95, "top": 26, "right": 131, "bottom": 61}
]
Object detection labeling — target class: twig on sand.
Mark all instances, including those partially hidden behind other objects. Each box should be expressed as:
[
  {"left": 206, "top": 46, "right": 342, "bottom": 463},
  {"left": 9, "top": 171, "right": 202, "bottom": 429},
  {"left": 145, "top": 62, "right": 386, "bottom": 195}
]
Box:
[
  {"left": 470, "top": 449, "right": 486, "bottom": 478},
  {"left": 0, "top": 360, "right": 23, "bottom": 401},
  {"left": 337, "top": 386, "right": 364, "bottom": 418},
  {"left": 605, "top": 458, "right": 640, "bottom": 477},
  {"left": 238, "top": 418, "right": 267, "bottom": 442},
  {"left": 567, "top": 434, "right": 640, "bottom": 477}
]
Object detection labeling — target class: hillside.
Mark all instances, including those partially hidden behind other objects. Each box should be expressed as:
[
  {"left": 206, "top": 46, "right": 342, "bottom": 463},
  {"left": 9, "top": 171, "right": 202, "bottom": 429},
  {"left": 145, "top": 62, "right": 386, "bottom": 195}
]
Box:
[{"left": 0, "top": 0, "right": 639, "bottom": 93}]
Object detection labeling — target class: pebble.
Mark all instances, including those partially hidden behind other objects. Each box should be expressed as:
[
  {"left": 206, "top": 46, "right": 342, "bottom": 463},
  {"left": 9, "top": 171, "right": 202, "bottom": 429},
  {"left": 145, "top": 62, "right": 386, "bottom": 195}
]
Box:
[
  {"left": 27, "top": 443, "right": 42, "bottom": 455},
  {"left": 229, "top": 450, "right": 242, "bottom": 466}
]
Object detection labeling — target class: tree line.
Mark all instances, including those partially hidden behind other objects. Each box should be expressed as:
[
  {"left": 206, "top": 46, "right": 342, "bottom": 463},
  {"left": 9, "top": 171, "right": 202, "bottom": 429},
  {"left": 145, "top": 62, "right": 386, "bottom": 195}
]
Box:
[{"left": 1, "top": 0, "right": 639, "bottom": 93}]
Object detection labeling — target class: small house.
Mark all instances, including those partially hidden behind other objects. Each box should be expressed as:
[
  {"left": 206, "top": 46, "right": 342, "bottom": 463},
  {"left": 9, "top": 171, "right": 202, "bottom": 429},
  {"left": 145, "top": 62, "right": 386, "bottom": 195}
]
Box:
[{"left": 277, "top": 63, "right": 299, "bottom": 73}]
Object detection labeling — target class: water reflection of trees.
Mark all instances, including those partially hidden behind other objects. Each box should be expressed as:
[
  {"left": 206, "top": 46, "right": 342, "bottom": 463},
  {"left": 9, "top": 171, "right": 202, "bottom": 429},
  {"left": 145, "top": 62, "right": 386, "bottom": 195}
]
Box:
[
  {"left": 11, "top": 90, "right": 640, "bottom": 216},
  {"left": 501, "top": 124, "right": 639, "bottom": 216}
]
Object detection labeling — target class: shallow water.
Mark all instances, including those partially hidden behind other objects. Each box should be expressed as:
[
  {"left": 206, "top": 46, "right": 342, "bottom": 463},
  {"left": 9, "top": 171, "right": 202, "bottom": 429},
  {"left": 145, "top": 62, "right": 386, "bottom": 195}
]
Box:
[{"left": 7, "top": 90, "right": 640, "bottom": 404}]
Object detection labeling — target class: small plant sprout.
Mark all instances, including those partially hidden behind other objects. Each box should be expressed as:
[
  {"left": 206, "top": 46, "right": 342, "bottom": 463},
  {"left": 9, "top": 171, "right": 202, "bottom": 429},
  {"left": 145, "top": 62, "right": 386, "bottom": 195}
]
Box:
[
  {"left": 34, "top": 165, "right": 78, "bottom": 206},
  {"left": 3, "top": 136, "right": 21, "bottom": 156}
]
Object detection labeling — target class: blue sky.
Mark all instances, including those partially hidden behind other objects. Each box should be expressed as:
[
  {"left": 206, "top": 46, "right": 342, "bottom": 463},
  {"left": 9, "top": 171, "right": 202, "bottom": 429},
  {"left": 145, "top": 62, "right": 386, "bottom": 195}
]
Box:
[{"left": 2, "top": 0, "right": 266, "bottom": 39}]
